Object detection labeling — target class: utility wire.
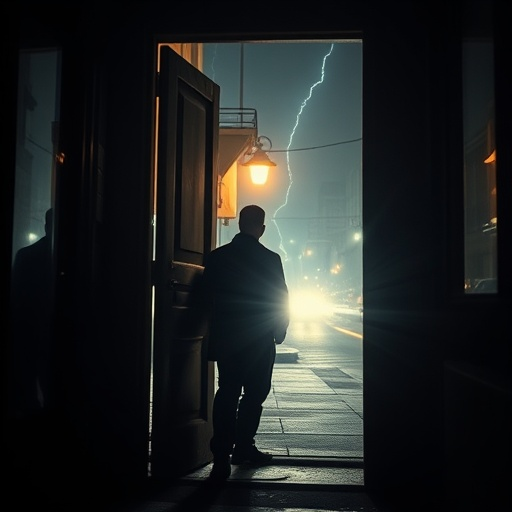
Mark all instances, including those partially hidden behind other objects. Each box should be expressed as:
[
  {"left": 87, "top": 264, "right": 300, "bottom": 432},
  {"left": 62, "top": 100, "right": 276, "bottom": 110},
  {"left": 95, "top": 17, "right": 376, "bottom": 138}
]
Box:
[{"left": 268, "top": 137, "right": 362, "bottom": 153}]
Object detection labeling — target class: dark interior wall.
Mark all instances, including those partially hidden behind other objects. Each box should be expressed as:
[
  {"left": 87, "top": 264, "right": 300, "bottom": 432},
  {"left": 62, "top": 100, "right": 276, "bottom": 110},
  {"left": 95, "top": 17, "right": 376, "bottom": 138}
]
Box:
[
  {"left": 90, "top": 11, "right": 156, "bottom": 483},
  {"left": 361, "top": 3, "right": 445, "bottom": 506},
  {"left": 441, "top": 3, "right": 511, "bottom": 510}
]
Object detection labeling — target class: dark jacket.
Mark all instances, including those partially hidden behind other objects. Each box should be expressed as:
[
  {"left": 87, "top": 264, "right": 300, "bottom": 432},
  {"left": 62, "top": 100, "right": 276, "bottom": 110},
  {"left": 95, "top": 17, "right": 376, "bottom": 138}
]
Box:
[{"left": 201, "top": 232, "right": 289, "bottom": 361}]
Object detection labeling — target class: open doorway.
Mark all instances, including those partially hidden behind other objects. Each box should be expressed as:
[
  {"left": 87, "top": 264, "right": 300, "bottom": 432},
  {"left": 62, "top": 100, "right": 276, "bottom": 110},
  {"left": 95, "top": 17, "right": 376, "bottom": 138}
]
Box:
[
  {"left": 202, "top": 41, "right": 363, "bottom": 464},
  {"left": 150, "top": 40, "right": 363, "bottom": 481}
]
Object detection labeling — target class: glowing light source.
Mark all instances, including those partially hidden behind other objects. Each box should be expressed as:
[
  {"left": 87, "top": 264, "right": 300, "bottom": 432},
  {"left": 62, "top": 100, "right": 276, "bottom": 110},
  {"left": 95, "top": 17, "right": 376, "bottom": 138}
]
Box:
[
  {"left": 240, "top": 135, "right": 276, "bottom": 185},
  {"left": 290, "top": 288, "right": 332, "bottom": 319}
]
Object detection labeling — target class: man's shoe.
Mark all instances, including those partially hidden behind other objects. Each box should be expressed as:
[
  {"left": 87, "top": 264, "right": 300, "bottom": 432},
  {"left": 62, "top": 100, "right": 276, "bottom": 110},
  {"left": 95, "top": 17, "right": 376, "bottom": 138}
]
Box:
[
  {"left": 208, "top": 458, "right": 231, "bottom": 480},
  {"left": 231, "top": 445, "right": 273, "bottom": 465}
]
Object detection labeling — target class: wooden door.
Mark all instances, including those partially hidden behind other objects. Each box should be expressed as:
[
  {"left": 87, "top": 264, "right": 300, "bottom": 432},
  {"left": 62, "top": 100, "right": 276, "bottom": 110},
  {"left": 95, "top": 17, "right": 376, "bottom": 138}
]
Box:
[{"left": 150, "top": 46, "right": 219, "bottom": 478}]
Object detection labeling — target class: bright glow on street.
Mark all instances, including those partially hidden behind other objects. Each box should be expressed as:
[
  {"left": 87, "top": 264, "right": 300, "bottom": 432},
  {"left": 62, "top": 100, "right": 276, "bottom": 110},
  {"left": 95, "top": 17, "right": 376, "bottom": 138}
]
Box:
[{"left": 289, "top": 288, "right": 331, "bottom": 319}]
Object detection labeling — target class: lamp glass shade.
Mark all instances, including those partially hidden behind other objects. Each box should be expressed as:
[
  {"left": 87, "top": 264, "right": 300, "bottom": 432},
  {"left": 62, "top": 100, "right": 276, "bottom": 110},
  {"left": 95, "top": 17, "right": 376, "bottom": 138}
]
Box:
[
  {"left": 240, "top": 147, "right": 276, "bottom": 185},
  {"left": 250, "top": 165, "right": 270, "bottom": 185}
]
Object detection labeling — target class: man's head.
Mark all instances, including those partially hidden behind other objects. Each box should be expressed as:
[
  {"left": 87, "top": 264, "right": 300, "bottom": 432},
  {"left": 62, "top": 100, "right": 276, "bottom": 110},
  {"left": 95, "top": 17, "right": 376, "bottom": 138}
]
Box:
[{"left": 239, "top": 204, "right": 265, "bottom": 239}]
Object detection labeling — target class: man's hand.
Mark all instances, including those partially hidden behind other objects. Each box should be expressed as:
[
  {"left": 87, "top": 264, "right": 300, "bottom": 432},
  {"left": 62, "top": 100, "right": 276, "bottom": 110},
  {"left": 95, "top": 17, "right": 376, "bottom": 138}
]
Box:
[{"left": 274, "top": 329, "right": 287, "bottom": 344}]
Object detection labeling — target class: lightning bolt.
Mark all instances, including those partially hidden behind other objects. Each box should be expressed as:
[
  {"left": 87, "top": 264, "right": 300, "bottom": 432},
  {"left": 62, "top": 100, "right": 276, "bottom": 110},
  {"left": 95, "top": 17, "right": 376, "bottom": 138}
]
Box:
[{"left": 272, "top": 43, "right": 335, "bottom": 258}]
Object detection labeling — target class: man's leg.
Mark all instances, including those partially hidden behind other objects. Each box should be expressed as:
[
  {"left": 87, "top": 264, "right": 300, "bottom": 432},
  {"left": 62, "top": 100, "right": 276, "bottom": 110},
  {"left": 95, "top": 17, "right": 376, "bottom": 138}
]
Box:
[
  {"left": 210, "top": 383, "right": 240, "bottom": 457},
  {"left": 232, "top": 343, "right": 275, "bottom": 464},
  {"left": 209, "top": 360, "right": 242, "bottom": 480}
]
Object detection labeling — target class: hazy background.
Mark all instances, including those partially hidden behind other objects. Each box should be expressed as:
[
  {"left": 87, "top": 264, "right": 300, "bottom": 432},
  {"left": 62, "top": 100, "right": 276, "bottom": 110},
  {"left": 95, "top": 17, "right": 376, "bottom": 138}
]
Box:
[{"left": 203, "top": 41, "right": 362, "bottom": 299}]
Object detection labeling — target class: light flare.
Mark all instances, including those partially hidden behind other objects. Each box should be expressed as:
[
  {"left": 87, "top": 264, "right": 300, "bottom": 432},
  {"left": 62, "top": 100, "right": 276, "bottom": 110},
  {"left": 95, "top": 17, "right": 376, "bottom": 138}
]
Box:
[{"left": 289, "top": 287, "right": 332, "bottom": 320}]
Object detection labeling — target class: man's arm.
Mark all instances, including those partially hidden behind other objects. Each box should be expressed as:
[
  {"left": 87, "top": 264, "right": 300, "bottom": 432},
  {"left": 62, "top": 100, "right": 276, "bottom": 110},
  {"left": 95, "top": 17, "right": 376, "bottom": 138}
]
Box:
[{"left": 273, "top": 254, "right": 290, "bottom": 344}]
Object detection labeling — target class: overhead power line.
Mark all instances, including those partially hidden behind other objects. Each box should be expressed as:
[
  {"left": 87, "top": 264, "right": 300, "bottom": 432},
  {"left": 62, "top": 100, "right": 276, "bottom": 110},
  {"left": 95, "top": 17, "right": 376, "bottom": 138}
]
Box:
[{"left": 268, "top": 137, "right": 362, "bottom": 153}]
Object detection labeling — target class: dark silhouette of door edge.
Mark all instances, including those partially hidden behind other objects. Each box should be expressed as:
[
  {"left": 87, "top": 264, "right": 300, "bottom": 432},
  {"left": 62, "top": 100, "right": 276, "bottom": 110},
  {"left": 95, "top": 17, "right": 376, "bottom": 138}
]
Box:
[{"left": 151, "top": 46, "right": 219, "bottom": 478}]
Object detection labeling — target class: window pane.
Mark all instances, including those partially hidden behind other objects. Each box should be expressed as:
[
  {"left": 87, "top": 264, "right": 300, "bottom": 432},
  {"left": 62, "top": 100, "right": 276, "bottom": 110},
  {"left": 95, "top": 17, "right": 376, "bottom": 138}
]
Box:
[
  {"left": 463, "top": 37, "right": 497, "bottom": 294},
  {"left": 9, "top": 48, "right": 61, "bottom": 416}
]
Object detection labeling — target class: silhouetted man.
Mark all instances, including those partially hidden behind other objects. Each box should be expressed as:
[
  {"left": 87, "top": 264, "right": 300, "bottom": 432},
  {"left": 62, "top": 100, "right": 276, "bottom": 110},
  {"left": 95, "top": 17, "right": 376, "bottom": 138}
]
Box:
[{"left": 202, "top": 204, "right": 289, "bottom": 480}]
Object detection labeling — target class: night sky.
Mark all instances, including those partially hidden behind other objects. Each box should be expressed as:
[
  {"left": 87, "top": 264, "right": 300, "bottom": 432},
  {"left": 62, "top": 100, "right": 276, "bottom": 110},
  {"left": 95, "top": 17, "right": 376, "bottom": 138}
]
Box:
[{"left": 203, "top": 41, "right": 362, "bottom": 260}]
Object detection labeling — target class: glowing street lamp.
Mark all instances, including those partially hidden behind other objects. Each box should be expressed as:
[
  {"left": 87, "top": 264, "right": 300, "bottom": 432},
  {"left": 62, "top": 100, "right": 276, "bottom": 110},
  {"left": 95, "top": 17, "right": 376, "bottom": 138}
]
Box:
[{"left": 239, "top": 135, "right": 276, "bottom": 185}]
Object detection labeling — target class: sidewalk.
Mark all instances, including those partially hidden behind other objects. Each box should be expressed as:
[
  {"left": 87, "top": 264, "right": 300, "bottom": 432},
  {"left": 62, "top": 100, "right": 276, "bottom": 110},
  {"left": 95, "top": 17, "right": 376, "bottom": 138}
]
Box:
[
  {"left": 258, "top": 360, "right": 364, "bottom": 460},
  {"left": 188, "top": 346, "right": 364, "bottom": 487},
  {"left": 260, "top": 307, "right": 364, "bottom": 461}
]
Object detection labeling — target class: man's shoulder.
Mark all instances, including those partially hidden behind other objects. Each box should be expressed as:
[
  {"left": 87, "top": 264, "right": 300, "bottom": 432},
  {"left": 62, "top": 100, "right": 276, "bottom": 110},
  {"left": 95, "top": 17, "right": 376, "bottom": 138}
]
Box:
[
  {"left": 204, "top": 241, "right": 235, "bottom": 265},
  {"left": 207, "top": 236, "right": 281, "bottom": 262},
  {"left": 14, "top": 237, "right": 48, "bottom": 262},
  {"left": 209, "top": 241, "right": 233, "bottom": 257},
  {"left": 260, "top": 244, "right": 281, "bottom": 260}
]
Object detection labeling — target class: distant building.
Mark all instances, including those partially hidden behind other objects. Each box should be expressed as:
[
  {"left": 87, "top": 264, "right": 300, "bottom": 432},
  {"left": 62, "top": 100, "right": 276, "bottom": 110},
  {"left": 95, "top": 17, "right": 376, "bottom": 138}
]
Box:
[{"left": 304, "top": 179, "right": 362, "bottom": 295}]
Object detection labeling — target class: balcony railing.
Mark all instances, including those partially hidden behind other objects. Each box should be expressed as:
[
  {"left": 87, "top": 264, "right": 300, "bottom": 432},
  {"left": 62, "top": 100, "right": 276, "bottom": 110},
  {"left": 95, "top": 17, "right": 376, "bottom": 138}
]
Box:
[{"left": 219, "top": 108, "right": 257, "bottom": 129}]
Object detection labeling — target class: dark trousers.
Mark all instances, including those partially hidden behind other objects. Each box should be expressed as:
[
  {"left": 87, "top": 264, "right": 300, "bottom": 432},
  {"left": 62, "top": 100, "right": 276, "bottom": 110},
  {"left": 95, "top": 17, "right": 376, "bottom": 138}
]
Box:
[{"left": 210, "top": 340, "right": 276, "bottom": 458}]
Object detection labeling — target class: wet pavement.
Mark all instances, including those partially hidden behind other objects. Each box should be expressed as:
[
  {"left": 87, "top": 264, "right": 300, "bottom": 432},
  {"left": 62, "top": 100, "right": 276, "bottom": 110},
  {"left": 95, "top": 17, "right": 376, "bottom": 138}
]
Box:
[{"left": 187, "top": 346, "right": 365, "bottom": 487}]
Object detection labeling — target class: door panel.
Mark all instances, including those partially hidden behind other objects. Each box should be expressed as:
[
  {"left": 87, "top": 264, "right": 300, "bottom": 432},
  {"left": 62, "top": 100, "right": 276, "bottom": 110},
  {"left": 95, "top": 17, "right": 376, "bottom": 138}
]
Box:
[{"left": 151, "top": 46, "right": 219, "bottom": 478}]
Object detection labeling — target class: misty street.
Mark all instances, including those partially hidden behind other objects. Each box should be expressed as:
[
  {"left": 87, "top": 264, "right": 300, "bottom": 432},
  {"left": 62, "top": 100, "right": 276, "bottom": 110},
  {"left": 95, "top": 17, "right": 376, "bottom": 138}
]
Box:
[{"left": 281, "top": 302, "right": 363, "bottom": 380}]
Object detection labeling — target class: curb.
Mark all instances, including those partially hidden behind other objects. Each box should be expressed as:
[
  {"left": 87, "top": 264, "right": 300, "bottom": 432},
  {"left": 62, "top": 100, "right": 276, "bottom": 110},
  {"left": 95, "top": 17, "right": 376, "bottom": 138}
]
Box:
[{"left": 275, "top": 346, "right": 299, "bottom": 363}]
